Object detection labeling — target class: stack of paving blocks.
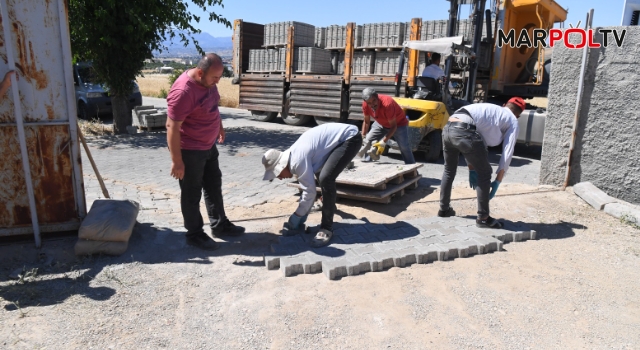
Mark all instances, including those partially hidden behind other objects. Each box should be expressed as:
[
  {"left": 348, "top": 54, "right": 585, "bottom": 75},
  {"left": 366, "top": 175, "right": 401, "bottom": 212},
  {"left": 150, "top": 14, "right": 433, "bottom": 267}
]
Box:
[
  {"left": 314, "top": 27, "right": 326, "bottom": 48},
  {"left": 374, "top": 51, "right": 408, "bottom": 76},
  {"left": 133, "top": 105, "right": 168, "bottom": 130},
  {"left": 358, "top": 22, "right": 406, "bottom": 49},
  {"left": 263, "top": 21, "right": 315, "bottom": 47},
  {"left": 296, "top": 47, "right": 332, "bottom": 74},
  {"left": 324, "top": 25, "right": 364, "bottom": 49},
  {"left": 352, "top": 51, "right": 375, "bottom": 75}
]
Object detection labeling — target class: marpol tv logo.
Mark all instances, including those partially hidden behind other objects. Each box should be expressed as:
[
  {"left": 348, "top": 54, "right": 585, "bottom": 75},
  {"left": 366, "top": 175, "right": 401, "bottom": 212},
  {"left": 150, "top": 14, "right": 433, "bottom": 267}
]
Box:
[{"left": 497, "top": 24, "right": 627, "bottom": 49}]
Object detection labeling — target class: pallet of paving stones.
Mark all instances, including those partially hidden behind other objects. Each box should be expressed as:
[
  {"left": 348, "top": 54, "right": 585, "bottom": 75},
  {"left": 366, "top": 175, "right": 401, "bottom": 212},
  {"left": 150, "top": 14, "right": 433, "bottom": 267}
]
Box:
[
  {"left": 133, "top": 105, "right": 167, "bottom": 131},
  {"left": 263, "top": 217, "right": 537, "bottom": 280},
  {"left": 287, "top": 162, "right": 423, "bottom": 204}
]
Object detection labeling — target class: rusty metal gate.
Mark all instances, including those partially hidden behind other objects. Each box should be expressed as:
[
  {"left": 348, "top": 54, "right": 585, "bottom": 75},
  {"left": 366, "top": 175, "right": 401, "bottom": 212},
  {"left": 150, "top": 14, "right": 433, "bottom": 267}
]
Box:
[
  {"left": 348, "top": 78, "right": 406, "bottom": 121},
  {"left": 0, "top": 0, "right": 86, "bottom": 247},
  {"left": 238, "top": 74, "right": 285, "bottom": 114}
]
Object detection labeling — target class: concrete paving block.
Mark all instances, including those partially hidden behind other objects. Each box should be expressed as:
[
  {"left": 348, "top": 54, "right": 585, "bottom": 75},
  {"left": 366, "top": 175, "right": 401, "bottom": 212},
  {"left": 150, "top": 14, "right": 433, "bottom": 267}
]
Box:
[
  {"left": 364, "top": 224, "right": 386, "bottom": 232},
  {"left": 604, "top": 203, "right": 640, "bottom": 224},
  {"left": 414, "top": 236, "right": 445, "bottom": 246},
  {"left": 395, "top": 247, "right": 419, "bottom": 266},
  {"left": 281, "top": 256, "right": 306, "bottom": 277},
  {"left": 303, "top": 258, "right": 323, "bottom": 274},
  {"left": 352, "top": 244, "right": 382, "bottom": 256},
  {"left": 322, "top": 259, "right": 348, "bottom": 280},
  {"left": 573, "top": 182, "right": 617, "bottom": 210},
  {"left": 385, "top": 222, "right": 411, "bottom": 230},
  {"left": 341, "top": 233, "right": 365, "bottom": 244},
  {"left": 438, "top": 227, "right": 465, "bottom": 236},
  {"left": 387, "top": 250, "right": 406, "bottom": 268},
  {"left": 408, "top": 217, "right": 446, "bottom": 227},
  {"left": 417, "top": 230, "right": 442, "bottom": 238},
  {"left": 263, "top": 254, "right": 281, "bottom": 270},
  {"left": 369, "top": 252, "right": 395, "bottom": 271},
  {"left": 346, "top": 255, "right": 373, "bottom": 276},
  {"left": 345, "top": 225, "right": 368, "bottom": 235},
  {"left": 415, "top": 245, "right": 440, "bottom": 263},
  {"left": 367, "top": 230, "right": 389, "bottom": 241},
  {"left": 395, "top": 227, "right": 421, "bottom": 239},
  {"left": 333, "top": 228, "right": 348, "bottom": 236}
]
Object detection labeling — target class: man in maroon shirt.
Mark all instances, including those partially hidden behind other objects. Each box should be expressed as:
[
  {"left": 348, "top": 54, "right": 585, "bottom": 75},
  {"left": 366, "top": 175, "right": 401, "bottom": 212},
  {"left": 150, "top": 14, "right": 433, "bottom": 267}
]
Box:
[
  {"left": 358, "top": 87, "right": 415, "bottom": 164},
  {"left": 166, "top": 53, "right": 244, "bottom": 251}
]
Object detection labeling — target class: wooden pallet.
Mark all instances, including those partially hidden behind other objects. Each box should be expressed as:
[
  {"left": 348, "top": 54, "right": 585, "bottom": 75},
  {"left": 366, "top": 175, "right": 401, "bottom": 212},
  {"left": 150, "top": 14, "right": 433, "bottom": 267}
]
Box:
[
  {"left": 335, "top": 161, "right": 422, "bottom": 190},
  {"left": 287, "top": 161, "right": 423, "bottom": 204}
]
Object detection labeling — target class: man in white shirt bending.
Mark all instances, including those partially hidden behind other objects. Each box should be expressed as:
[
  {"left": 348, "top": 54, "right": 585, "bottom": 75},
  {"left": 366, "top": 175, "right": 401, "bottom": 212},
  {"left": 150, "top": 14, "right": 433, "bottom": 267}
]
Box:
[
  {"left": 262, "top": 123, "right": 362, "bottom": 247},
  {"left": 438, "top": 97, "right": 525, "bottom": 229}
]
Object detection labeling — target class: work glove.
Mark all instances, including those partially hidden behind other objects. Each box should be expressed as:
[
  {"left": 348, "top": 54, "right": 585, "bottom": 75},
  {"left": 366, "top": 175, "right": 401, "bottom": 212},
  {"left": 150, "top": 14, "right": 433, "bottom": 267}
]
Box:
[
  {"left": 372, "top": 140, "right": 387, "bottom": 156},
  {"left": 489, "top": 180, "right": 501, "bottom": 199},
  {"left": 468, "top": 170, "right": 478, "bottom": 189},
  {"left": 287, "top": 213, "right": 308, "bottom": 230},
  {"left": 357, "top": 139, "right": 372, "bottom": 158}
]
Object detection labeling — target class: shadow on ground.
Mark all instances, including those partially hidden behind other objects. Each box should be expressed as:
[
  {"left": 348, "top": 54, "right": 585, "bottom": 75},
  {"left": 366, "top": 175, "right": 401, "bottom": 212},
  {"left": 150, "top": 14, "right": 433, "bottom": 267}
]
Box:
[{"left": 0, "top": 222, "right": 280, "bottom": 310}]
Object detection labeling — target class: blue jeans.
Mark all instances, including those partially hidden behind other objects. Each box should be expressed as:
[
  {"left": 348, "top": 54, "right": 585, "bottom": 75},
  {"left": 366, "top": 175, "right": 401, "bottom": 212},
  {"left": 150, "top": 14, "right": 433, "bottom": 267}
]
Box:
[{"left": 364, "top": 121, "right": 416, "bottom": 164}]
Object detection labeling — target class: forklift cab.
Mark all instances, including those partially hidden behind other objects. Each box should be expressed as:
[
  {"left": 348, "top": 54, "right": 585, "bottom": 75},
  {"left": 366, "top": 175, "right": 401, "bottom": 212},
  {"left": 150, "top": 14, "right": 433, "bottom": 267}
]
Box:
[{"left": 412, "top": 76, "right": 442, "bottom": 102}]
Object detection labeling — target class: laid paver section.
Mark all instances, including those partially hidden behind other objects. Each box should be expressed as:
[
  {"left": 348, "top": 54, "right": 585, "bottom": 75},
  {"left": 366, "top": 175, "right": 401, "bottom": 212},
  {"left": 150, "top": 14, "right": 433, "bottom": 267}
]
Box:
[{"left": 266, "top": 217, "right": 536, "bottom": 280}]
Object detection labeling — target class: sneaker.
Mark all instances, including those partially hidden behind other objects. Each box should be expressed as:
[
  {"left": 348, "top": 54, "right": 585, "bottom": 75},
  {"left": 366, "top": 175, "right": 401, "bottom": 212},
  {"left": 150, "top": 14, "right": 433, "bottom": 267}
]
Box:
[
  {"left": 186, "top": 233, "right": 219, "bottom": 251},
  {"left": 476, "top": 216, "right": 503, "bottom": 229},
  {"left": 212, "top": 220, "right": 245, "bottom": 237},
  {"left": 310, "top": 228, "right": 333, "bottom": 247},
  {"left": 438, "top": 207, "right": 456, "bottom": 217}
]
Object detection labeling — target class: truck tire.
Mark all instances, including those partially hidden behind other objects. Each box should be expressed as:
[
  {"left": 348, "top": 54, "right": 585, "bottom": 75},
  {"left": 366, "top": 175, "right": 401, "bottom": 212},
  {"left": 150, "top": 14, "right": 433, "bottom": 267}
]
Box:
[
  {"left": 282, "top": 114, "right": 312, "bottom": 126},
  {"left": 314, "top": 116, "right": 335, "bottom": 125},
  {"left": 423, "top": 130, "right": 443, "bottom": 163},
  {"left": 78, "top": 101, "right": 88, "bottom": 120},
  {"left": 250, "top": 111, "right": 277, "bottom": 122}
]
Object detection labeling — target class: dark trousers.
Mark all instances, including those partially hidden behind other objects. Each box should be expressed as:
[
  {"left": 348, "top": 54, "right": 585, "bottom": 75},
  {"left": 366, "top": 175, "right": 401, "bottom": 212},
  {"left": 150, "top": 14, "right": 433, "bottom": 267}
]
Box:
[
  {"left": 179, "top": 144, "right": 227, "bottom": 237},
  {"left": 318, "top": 134, "right": 362, "bottom": 231},
  {"left": 440, "top": 123, "right": 492, "bottom": 218}
]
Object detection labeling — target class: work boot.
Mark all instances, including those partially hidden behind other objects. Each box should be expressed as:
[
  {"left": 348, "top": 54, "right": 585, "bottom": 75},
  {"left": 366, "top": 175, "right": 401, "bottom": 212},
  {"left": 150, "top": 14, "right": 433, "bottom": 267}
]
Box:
[
  {"left": 212, "top": 220, "right": 245, "bottom": 237},
  {"left": 357, "top": 139, "right": 372, "bottom": 158},
  {"left": 186, "top": 232, "right": 219, "bottom": 251}
]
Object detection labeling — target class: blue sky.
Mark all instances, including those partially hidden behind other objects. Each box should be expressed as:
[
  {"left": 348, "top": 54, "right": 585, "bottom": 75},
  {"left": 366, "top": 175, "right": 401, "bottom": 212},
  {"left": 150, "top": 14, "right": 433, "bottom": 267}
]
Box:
[{"left": 190, "top": 0, "right": 627, "bottom": 37}]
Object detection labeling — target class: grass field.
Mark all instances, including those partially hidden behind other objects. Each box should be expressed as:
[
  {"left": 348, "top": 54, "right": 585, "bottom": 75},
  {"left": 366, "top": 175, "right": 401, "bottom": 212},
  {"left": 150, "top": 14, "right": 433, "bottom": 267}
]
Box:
[{"left": 136, "top": 74, "right": 239, "bottom": 108}]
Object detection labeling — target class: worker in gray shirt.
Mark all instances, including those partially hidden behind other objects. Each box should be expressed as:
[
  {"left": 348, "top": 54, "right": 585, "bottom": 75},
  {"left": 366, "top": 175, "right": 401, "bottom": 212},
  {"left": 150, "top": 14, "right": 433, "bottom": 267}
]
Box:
[
  {"left": 262, "top": 123, "right": 362, "bottom": 247},
  {"left": 438, "top": 97, "right": 525, "bottom": 229}
]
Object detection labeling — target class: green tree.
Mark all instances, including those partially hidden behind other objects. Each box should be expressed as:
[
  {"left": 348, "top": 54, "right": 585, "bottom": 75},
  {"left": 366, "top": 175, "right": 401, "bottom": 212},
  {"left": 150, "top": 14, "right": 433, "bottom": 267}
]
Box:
[{"left": 69, "top": 0, "right": 230, "bottom": 134}]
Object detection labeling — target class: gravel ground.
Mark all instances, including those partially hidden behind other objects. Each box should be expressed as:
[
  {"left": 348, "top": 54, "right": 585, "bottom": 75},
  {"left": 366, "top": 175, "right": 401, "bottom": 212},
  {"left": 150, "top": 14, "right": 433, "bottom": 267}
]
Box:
[{"left": 1, "top": 185, "right": 639, "bottom": 349}]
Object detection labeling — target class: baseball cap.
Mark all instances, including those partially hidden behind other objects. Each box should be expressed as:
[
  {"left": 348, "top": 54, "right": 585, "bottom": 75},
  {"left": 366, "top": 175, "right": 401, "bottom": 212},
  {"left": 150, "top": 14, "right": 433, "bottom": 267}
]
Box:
[
  {"left": 262, "top": 149, "right": 290, "bottom": 181},
  {"left": 507, "top": 97, "right": 526, "bottom": 111}
]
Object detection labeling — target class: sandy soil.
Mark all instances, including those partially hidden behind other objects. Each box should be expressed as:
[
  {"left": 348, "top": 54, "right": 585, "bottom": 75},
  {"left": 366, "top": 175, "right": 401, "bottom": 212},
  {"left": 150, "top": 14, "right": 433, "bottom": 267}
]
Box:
[{"left": 0, "top": 183, "right": 639, "bottom": 349}]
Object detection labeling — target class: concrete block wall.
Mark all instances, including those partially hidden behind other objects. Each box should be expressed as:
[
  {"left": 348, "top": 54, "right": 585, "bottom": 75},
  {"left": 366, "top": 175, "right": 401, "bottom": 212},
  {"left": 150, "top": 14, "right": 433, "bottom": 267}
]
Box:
[
  {"left": 541, "top": 27, "right": 640, "bottom": 204},
  {"left": 358, "top": 22, "right": 406, "bottom": 48}
]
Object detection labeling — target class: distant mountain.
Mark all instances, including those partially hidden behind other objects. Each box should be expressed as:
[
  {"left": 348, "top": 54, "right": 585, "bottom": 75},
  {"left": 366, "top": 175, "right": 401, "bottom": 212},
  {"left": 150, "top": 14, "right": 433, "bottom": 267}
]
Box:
[{"left": 156, "top": 31, "right": 232, "bottom": 57}]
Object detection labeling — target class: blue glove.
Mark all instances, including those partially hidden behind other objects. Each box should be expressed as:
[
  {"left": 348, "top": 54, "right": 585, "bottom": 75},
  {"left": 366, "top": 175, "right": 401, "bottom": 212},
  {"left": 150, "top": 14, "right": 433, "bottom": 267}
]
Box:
[
  {"left": 287, "top": 213, "right": 308, "bottom": 230},
  {"left": 489, "top": 180, "right": 501, "bottom": 199},
  {"left": 469, "top": 170, "right": 478, "bottom": 189}
]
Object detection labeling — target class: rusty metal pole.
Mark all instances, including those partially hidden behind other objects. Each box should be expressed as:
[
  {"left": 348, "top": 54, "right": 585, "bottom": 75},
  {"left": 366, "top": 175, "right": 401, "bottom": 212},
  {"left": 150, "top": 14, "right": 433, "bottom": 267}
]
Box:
[
  {"left": 344, "top": 23, "right": 355, "bottom": 85},
  {"left": 0, "top": 0, "right": 41, "bottom": 247},
  {"left": 285, "top": 26, "right": 295, "bottom": 82}
]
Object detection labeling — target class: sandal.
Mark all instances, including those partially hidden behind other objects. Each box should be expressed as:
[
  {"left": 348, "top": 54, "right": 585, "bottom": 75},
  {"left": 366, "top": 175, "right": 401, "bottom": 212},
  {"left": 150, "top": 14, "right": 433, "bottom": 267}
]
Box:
[{"left": 310, "top": 229, "right": 333, "bottom": 247}]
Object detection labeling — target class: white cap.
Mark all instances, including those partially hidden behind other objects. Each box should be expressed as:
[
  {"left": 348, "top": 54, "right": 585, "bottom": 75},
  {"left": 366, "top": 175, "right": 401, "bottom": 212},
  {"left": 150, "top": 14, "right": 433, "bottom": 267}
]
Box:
[{"left": 262, "top": 149, "right": 290, "bottom": 181}]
